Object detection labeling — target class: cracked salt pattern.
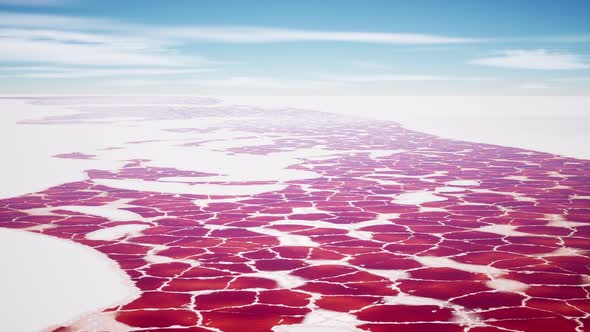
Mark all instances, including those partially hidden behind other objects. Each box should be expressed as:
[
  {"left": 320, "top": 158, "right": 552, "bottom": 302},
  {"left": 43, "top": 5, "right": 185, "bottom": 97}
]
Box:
[{"left": 0, "top": 96, "right": 589, "bottom": 332}]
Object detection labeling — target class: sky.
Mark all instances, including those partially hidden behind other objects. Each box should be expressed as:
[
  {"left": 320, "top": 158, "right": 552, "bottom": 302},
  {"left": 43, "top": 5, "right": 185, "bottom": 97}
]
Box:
[{"left": 0, "top": 0, "right": 589, "bottom": 95}]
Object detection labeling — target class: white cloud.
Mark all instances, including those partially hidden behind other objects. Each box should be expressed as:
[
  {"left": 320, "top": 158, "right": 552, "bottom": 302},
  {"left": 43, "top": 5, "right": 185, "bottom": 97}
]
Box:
[
  {"left": 0, "top": 15, "right": 195, "bottom": 67},
  {"left": 158, "top": 27, "right": 480, "bottom": 44},
  {"left": 110, "top": 77, "right": 284, "bottom": 88},
  {"left": 0, "top": 12, "right": 479, "bottom": 45},
  {"left": 111, "top": 76, "right": 338, "bottom": 89},
  {"left": 326, "top": 74, "right": 444, "bottom": 82},
  {"left": 0, "top": 37, "right": 192, "bottom": 66},
  {"left": 1, "top": 11, "right": 586, "bottom": 95},
  {"left": 0, "top": 11, "right": 486, "bottom": 82},
  {"left": 0, "top": 67, "right": 213, "bottom": 78},
  {"left": 323, "top": 74, "right": 492, "bottom": 82},
  {"left": 0, "top": 12, "right": 480, "bottom": 72},
  {"left": 471, "top": 49, "right": 590, "bottom": 70},
  {"left": 0, "top": 27, "right": 202, "bottom": 67},
  {"left": 0, "top": 28, "right": 149, "bottom": 46}
]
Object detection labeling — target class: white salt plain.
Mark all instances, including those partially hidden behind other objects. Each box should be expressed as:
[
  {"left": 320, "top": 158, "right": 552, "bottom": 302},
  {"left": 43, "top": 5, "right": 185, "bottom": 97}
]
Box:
[
  {"left": 392, "top": 191, "right": 447, "bottom": 205},
  {"left": 0, "top": 228, "right": 139, "bottom": 332},
  {"left": 223, "top": 96, "right": 590, "bottom": 160},
  {"left": 273, "top": 309, "right": 365, "bottom": 332},
  {"left": 86, "top": 224, "right": 150, "bottom": 241},
  {"left": 57, "top": 205, "right": 143, "bottom": 221},
  {"left": 0, "top": 96, "right": 589, "bottom": 331}
]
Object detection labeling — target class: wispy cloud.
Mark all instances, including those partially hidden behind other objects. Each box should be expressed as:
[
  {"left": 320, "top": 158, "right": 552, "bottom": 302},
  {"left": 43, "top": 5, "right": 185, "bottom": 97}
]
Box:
[
  {"left": 0, "top": 27, "right": 203, "bottom": 66},
  {"left": 1, "top": 11, "right": 588, "bottom": 95},
  {"left": 0, "top": 66, "right": 214, "bottom": 78},
  {"left": 0, "top": 36, "right": 194, "bottom": 66},
  {"left": 0, "top": 12, "right": 481, "bottom": 45},
  {"left": 111, "top": 76, "right": 339, "bottom": 89},
  {"left": 0, "top": 13, "right": 194, "bottom": 67},
  {"left": 2, "top": 12, "right": 587, "bottom": 46},
  {"left": 323, "top": 74, "right": 493, "bottom": 82},
  {"left": 471, "top": 49, "right": 590, "bottom": 70},
  {"left": 157, "top": 27, "right": 481, "bottom": 44},
  {"left": 0, "top": 11, "right": 482, "bottom": 74}
]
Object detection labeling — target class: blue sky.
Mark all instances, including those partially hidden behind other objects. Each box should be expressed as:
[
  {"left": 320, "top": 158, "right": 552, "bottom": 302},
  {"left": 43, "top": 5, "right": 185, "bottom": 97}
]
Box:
[{"left": 0, "top": 0, "right": 589, "bottom": 95}]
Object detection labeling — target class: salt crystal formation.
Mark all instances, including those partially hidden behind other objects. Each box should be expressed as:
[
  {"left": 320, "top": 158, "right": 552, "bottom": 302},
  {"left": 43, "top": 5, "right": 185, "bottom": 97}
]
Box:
[{"left": 1, "top": 97, "right": 589, "bottom": 332}]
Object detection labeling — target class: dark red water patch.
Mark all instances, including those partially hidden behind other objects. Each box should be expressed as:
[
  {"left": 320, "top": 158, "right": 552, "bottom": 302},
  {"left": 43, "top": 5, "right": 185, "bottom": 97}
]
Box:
[
  {"left": 452, "top": 291, "right": 526, "bottom": 310},
  {"left": 116, "top": 309, "right": 198, "bottom": 328},
  {"left": 356, "top": 305, "right": 454, "bottom": 322},
  {"left": 121, "top": 292, "right": 193, "bottom": 310}
]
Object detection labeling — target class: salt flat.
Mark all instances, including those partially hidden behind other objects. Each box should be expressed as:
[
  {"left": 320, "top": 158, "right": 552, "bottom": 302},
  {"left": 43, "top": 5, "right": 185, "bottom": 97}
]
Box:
[
  {"left": 0, "top": 96, "right": 589, "bottom": 332},
  {"left": 222, "top": 96, "right": 590, "bottom": 159}
]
